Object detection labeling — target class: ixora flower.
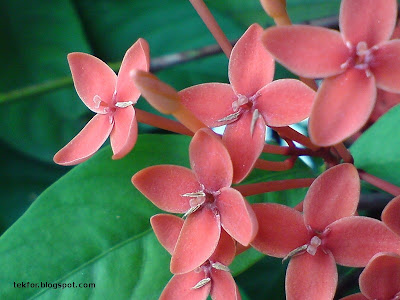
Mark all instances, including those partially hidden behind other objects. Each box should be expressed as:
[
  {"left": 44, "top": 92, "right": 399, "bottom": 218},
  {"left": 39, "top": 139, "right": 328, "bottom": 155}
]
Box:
[
  {"left": 179, "top": 23, "right": 315, "bottom": 183},
  {"left": 251, "top": 164, "right": 400, "bottom": 300},
  {"left": 382, "top": 195, "right": 400, "bottom": 236},
  {"left": 53, "top": 38, "right": 150, "bottom": 165},
  {"left": 151, "top": 214, "right": 240, "bottom": 300},
  {"left": 341, "top": 252, "right": 400, "bottom": 300},
  {"left": 132, "top": 128, "right": 258, "bottom": 274},
  {"left": 262, "top": 0, "right": 400, "bottom": 146}
]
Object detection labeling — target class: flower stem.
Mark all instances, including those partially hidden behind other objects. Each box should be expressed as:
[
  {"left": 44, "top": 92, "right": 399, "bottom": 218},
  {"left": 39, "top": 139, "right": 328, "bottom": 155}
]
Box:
[
  {"left": 135, "top": 109, "right": 193, "bottom": 136},
  {"left": 333, "top": 143, "right": 354, "bottom": 164},
  {"left": 254, "top": 157, "right": 297, "bottom": 171},
  {"left": 234, "top": 178, "right": 314, "bottom": 197},
  {"left": 188, "top": 0, "right": 233, "bottom": 58},
  {"left": 358, "top": 169, "right": 400, "bottom": 196},
  {"left": 271, "top": 126, "right": 319, "bottom": 151}
]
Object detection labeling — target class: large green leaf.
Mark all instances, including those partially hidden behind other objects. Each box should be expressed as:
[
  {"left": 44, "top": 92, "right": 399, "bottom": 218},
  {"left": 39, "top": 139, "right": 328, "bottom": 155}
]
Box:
[
  {"left": 351, "top": 105, "right": 400, "bottom": 187},
  {"left": 0, "top": 0, "right": 91, "bottom": 162}
]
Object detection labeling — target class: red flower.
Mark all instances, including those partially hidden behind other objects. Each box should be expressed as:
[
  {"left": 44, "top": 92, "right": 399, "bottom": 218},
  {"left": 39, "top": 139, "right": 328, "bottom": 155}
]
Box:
[
  {"left": 151, "top": 214, "right": 240, "bottom": 300},
  {"left": 341, "top": 252, "right": 400, "bottom": 300},
  {"left": 251, "top": 164, "right": 400, "bottom": 299},
  {"left": 382, "top": 195, "right": 400, "bottom": 236},
  {"left": 132, "top": 128, "right": 258, "bottom": 274},
  {"left": 179, "top": 23, "right": 315, "bottom": 183},
  {"left": 54, "top": 39, "right": 150, "bottom": 165},
  {"left": 262, "top": 0, "right": 400, "bottom": 146}
]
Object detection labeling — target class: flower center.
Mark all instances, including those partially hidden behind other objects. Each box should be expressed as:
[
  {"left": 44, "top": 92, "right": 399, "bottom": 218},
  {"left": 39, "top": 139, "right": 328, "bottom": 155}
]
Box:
[
  {"left": 191, "top": 260, "right": 230, "bottom": 290},
  {"left": 217, "top": 93, "right": 259, "bottom": 123},
  {"left": 341, "top": 41, "right": 378, "bottom": 77},
  {"left": 181, "top": 188, "right": 219, "bottom": 218}
]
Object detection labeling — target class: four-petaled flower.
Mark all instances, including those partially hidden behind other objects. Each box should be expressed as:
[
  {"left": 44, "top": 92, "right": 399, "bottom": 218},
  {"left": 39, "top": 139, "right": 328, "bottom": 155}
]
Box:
[
  {"left": 151, "top": 214, "right": 240, "bottom": 300},
  {"left": 179, "top": 23, "right": 315, "bottom": 183},
  {"left": 132, "top": 128, "right": 258, "bottom": 274},
  {"left": 341, "top": 252, "right": 400, "bottom": 300},
  {"left": 251, "top": 164, "right": 400, "bottom": 300},
  {"left": 262, "top": 0, "right": 400, "bottom": 146},
  {"left": 54, "top": 39, "right": 150, "bottom": 165}
]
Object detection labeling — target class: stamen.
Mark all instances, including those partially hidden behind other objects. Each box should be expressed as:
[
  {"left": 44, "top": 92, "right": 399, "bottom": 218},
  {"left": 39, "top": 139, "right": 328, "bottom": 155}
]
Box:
[
  {"left": 182, "top": 191, "right": 206, "bottom": 198},
  {"left": 211, "top": 262, "right": 230, "bottom": 272},
  {"left": 93, "top": 95, "right": 102, "bottom": 108},
  {"left": 250, "top": 109, "right": 260, "bottom": 136},
  {"left": 356, "top": 41, "right": 368, "bottom": 57},
  {"left": 218, "top": 111, "right": 241, "bottom": 123},
  {"left": 183, "top": 204, "right": 202, "bottom": 218},
  {"left": 306, "top": 236, "right": 321, "bottom": 256},
  {"left": 191, "top": 277, "right": 211, "bottom": 289},
  {"left": 115, "top": 101, "right": 134, "bottom": 108},
  {"left": 282, "top": 244, "right": 307, "bottom": 263}
]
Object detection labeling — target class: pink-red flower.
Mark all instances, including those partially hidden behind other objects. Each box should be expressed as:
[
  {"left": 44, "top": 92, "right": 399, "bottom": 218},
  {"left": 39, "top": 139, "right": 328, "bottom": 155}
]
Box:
[
  {"left": 54, "top": 39, "right": 150, "bottom": 165},
  {"left": 382, "top": 195, "right": 400, "bottom": 236},
  {"left": 179, "top": 23, "right": 315, "bottom": 183},
  {"left": 341, "top": 252, "right": 400, "bottom": 300},
  {"left": 132, "top": 128, "right": 258, "bottom": 274},
  {"left": 251, "top": 163, "right": 400, "bottom": 300},
  {"left": 262, "top": 0, "right": 400, "bottom": 146},
  {"left": 151, "top": 214, "right": 240, "bottom": 300}
]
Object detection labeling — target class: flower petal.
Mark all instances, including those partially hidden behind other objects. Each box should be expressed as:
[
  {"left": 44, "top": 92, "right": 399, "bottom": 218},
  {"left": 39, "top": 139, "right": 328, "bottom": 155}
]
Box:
[
  {"left": 209, "top": 229, "right": 236, "bottom": 266},
  {"left": 303, "top": 164, "right": 360, "bottom": 232},
  {"left": 150, "top": 214, "right": 184, "bottom": 255},
  {"left": 171, "top": 207, "right": 221, "bottom": 274},
  {"left": 255, "top": 79, "right": 315, "bottom": 126},
  {"left": 286, "top": 251, "right": 337, "bottom": 300},
  {"left": 190, "top": 128, "right": 233, "bottom": 192},
  {"left": 308, "top": 68, "right": 376, "bottom": 146},
  {"left": 382, "top": 195, "right": 400, "bottom": 236},
  {"left": 371, "top": 40, "right": 400, "bottom": 93},
  {"left": 53, "top": 114, "right": 113, "bottom": 166},
  {"left": 325, "top": 216, "right": 400, "bottom": 267},
  {"left": 67, "top": 52, "right": 117, "bottom": 113},
  {"left": 160, "top": 272, "right": 211, "bottom": 300},
  {"left": 262, "top": 25, "right": 349, "bottom": 78},
  {"left": 359, "top": 252, "right": 400, "bottom": 300},
  {"left": 340, "top": 294, "right": 368, "bottom": 300},
  {"left": 229, "top": 23, "right": 274, "bottom": 96},
  {"left": 210, "top": 269, "right": 239, "bottom": 300},
  {"left": 132, "top": 165, "right": 200, "bottom": 213},
  {"left": 251, "top": 203, "right": 309, "bottom": 258},
  {"left": 223, "top": 110, "right": 266, "bottom": 184},
  {"left": 110, "top": 106, "right": 137, "bottom": 159},
  {"left": 179, "top": 83, "right": 237, "bottom": 127},
  {"left": 115, "top": 38, "right": 150, "bottom": 104},
  {"left": 340, "top": 0, "right": 397, "bottom": 47},
  {"left": 216, "top": 187, "right": 258, "bottom": 246}
]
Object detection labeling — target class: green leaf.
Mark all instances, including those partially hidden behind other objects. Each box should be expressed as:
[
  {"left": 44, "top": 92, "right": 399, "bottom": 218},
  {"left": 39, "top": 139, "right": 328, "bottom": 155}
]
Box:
[
  {"left": 0, "top": 0, "right": 91, "bottom": 162},
  {"left": 351, "top": 105, "right": 400, "bottom": 187}
]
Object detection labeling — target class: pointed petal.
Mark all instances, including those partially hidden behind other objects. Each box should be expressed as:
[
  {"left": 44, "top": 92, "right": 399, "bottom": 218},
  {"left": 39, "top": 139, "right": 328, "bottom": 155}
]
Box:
[
  {"left": 179, "top": 83, "right": 237, "bottom": 127},
  {"left": 209, "top": 229, "right": 236, "bottom": 266},
  {"left": 303, "top": 164, "right": 360, "bottom": 232},
  {"left": 340, "top": 294, "right": 368, "bottom": 300},
  {"left": 382, "top": 195, "right": 400, "bottom": 236},
  {"left": 54, "top": 114, "right": 113, "bottom": 166},
  {"left": 160, "top": 272, "right": 211, "bottom": 300},
  {"left": 132, "top": 165, "right": 200, "bottom": 213},
  {"left": 150, "top": 214, "right": 184, "bottom": 255},
  {"left": 371, "top": 40, "right": 400, "bottom": 93},
  {"left": 359, "top": 252, "right": 400, "bottom": 300},
  {"left": 325, "top": 216, "right": 400, "bottom": 267},
  {"left": 308, "top": 68, "right": 376, "bottom": 146},
  {"left": 223, "top": 110, "right": 266, "bottom": 184},
  {"left": 110, "top": 106, "right": 137, "bottom": 159},
  {"left": 115, "top": 38, "right": 150, "bottom": 104},
  {"left": 210, "top": 270, "right": 239, "bottom": 300},
  {"left": 340, "top": 0, "right": 397, "bottom": 47},
  {"left": 251, "top": 203, "right": 309, "bottom": 258},
  {"left": 67, "top": 53, "right": 117, "bottom": 113},
  {"left": 255, "top": 79, "right": 315, "bottom": 126},
  {"left": 262, "top": 25, "right": 349, "bottom": 78},
  {"left": 229, "top": 23, "right": 274, "bottom": 96},
  {"left": 216, "top": 187, "right": 258, "bottom": 246},
  {"left": 171, "top": 207, "right": 221, "bottom": 274},
  {"left": 190, "top": 128, "right": 233, "bottom": 192},
  {"left": 286, "top": 251, "right": 337, "bottom": 300}
]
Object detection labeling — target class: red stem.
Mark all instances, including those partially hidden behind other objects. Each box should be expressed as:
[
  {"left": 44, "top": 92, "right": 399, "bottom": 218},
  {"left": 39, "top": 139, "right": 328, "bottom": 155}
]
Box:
[
  {"left": 135, "top": 109, "right": 193, "bottom": 136},
  {"left": 234, "top": 178, "right": 315, "bottom": 197},
  {"left": 271, "top": 126, "right": 320, "bottom": 151},
  {"left": 358, "top": 170, "right": 400, "bottom": 196},
  {"left": 189, "top": 0, "right": 233, "bottom": 58},
  {"left": 333, "top": 143, "right": 354, "bottom": 164},
  {"left": 254, "top": 157, "right": 297, "bottom": 171}
]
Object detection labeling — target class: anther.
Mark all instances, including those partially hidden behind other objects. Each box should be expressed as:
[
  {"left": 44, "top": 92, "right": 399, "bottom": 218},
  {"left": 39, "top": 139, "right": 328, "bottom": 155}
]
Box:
[
  {"left": 211, "top": 262, "right": 230, "bottom": 272},
  {"left": 191, "top": 278, "right": 211, "bottom": 289},
  {"left": 250, "top": 109, "right": 260, "bottom": 136},
  {"left": 115, "top": 101, "right": 134, "bottom": 108},
  {"left": 218, "top": 111, "right": 241, "bottom": 123}
]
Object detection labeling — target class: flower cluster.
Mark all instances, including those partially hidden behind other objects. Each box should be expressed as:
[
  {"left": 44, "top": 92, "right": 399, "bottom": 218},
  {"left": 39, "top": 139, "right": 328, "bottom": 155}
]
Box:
[{"left": 52, "top": 0, "right": 400, "bottom": 298}]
